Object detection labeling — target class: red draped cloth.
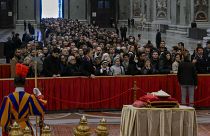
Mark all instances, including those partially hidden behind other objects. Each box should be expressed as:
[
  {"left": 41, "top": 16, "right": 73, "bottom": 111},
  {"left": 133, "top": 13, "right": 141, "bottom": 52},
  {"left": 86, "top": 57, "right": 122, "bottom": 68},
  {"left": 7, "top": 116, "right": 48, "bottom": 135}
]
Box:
[
  {"left": 0, "top": 64, "right": 11, "bottom": 78},
  {"left": 0, "top": 75, "right": 210, "bottom": 111}
]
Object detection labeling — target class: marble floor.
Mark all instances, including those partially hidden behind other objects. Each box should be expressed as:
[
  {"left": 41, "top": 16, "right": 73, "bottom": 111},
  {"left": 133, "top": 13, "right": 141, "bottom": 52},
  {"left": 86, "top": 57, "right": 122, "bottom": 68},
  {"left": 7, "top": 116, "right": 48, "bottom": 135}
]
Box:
[
  {"left": 0, "top": 26, "right": 42, "bottom": 43},
  {"left": 28, "top": 110, "right": 210, "bottom": 136},
  {"left": 0, "top": 26, "right": 41, "bottom": 63}
]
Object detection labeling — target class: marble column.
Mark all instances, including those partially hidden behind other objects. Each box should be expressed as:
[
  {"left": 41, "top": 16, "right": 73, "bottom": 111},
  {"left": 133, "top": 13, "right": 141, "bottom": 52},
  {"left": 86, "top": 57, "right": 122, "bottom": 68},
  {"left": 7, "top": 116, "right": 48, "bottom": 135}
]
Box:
[
  {"left": 35, "top": 0, "right": 41, "bottom": 24},
  {"left": 119, "top": 0, "right": 130, "bottom": 20},
  {"left": 152, "top": 0, "right": 156, "bottom": 21},
  {"left": 170, "top": 0, "right": 177, "bottom": 24},
  {"left": 86, "top": 0, "right": 91, "bottom": 23},
  {"left": 13, "top": 0, "right": 17, "bottom": 26},
  {"left": 141, "top": 0, "right": 144, "bottom": 15},
  {"left": 167, "top": 0, "right": 171, "bottom": 21},
  {"left": 63, "top": 0, "right": 69, "bottom": 19},
  {"left": 17, "top": 0, "right": 35, "bottom": 20},
  {"left": 180, "top": 0, "right": 186, "bottom": 25},
  {"left": 130, "top": 0, "right": 133, "bottom": 19},
  {"left": 146, "top": 0, "right": 150, "bottom": 21},
  {"left": 185, "top": 0, "right": 191, "bottom": 25},
  {"left": 190, "top": 0, "right": 194, "bottom": 22},
  {"left": 208, "top": 0, "right": 210, "bottom": 23},
  {"left": 69, "top": 0, "right": 86, "bottom": 20}
]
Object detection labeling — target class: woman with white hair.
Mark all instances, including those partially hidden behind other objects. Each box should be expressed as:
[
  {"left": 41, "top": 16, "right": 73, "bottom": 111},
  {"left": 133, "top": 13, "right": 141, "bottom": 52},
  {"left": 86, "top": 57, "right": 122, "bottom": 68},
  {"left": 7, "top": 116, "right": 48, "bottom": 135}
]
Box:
[
  {"left": 110, "top": 57, "right": 125, "bottom": 76},
  {"left": 101, "top": 53, "right": 111, "bottom": 65},
  {"left": 66, "top": 55, "right": 81, "bottom": 76}
]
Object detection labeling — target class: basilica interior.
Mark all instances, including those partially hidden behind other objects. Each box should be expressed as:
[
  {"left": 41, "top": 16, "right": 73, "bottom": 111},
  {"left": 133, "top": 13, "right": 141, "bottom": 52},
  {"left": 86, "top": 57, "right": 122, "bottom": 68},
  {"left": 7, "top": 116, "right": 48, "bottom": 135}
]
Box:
[{"left": 0, "top": 0, "right": 210, "bottom": 136}]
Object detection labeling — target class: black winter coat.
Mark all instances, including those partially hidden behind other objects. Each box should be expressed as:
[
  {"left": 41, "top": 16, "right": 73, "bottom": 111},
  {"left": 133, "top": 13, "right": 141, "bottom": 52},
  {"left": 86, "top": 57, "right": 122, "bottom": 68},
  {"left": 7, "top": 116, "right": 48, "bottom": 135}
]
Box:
[
  {"left": 43, "top": 55, "right": 61, "bottom": 77},
  {"left": 177, "top": 61, "right": 198, "bottom": 85}
]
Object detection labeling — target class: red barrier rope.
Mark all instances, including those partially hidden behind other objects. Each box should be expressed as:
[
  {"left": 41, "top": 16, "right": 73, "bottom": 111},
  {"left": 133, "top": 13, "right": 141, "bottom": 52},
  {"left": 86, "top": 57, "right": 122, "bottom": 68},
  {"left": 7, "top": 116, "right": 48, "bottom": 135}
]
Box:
[
  {"left": 45, "top": 88, "right": 132, "bottom": 105},
  {"left": 185, "top": 95, "right": 210, "bottom": 105},
  {"left": 43, "top": 80, "right": 210, "bottom": 106}
]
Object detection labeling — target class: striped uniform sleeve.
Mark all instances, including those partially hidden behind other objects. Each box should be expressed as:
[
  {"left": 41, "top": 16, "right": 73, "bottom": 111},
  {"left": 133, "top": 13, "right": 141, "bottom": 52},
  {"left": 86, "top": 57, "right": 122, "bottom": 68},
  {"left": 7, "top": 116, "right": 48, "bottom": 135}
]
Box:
[
  {"left": 0, "top": 96, "right": 11, "bottom": 132},
  {"left": 28, "top": 95, "right": 45, "bottom": 118}
]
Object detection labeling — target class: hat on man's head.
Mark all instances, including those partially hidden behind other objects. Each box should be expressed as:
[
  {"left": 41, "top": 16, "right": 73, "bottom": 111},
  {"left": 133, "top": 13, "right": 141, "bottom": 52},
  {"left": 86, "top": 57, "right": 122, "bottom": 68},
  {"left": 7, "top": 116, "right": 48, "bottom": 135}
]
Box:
[
  {"left": 14, "top": 63, "right": 29, "bottom": 86},
  {"left": 16, "top": 63, "right": 29, "bottom": 78},
  {"left": 101, "top": 60, "right": 108, "bottom": 65},
  {"left": 113, "top": 56, "right": 120, "bottom": 62}
]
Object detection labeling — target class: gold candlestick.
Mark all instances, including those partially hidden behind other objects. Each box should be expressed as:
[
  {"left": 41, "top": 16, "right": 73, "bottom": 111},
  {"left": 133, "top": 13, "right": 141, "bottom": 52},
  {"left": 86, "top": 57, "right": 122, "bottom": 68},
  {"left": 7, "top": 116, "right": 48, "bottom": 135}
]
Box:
[
  {"left": 9, "top": 122, "right": 23, "bottom": 136},
  {"left": 23, "top": 126, "right": 32, "bottom": 136},
  {"left": 73, "top": 115, "right": 91, "bottom": 136},
  {"left": 41, "top": 125, "right": 51, "bottom": 136},
  {"left": 95, "top": 118, "right": 109, "bottom": 136}
]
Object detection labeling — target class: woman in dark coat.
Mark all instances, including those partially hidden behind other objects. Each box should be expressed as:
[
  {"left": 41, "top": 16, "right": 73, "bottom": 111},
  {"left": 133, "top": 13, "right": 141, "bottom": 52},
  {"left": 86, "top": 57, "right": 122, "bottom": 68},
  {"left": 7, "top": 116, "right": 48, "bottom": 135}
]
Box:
[
  {"left": 159, "top": 51, "right": 173, "bottom": 74},
  {"left": 66, "top": 55, "right": 81, "bottom": 76}
]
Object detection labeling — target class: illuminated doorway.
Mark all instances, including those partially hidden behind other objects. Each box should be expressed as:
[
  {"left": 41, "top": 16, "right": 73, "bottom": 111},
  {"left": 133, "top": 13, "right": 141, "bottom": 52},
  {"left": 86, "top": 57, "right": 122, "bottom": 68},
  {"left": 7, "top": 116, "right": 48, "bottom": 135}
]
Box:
[{"left": 41, "top": 0, "right": 63, "bottom": 18}]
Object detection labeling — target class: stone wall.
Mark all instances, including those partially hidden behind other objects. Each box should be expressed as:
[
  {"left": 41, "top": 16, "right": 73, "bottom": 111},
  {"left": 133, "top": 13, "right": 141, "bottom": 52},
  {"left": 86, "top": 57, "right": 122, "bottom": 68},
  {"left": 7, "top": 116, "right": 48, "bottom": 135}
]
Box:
[
  {"left": 119, "top": 0, "right": 130, "bottom": 20},
  {"left": 69, "top": 0, "right": 86, "bottom": 20},
  {"left": 17, "top": 0, "right": 35, "bottom": 20},
  {"left": 13, "top": 0, "right": 210, "bottom": 29}
]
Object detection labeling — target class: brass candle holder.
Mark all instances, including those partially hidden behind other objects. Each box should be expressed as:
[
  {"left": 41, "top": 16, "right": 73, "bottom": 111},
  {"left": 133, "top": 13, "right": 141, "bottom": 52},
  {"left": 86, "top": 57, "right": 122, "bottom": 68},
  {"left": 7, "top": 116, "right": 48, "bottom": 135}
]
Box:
[
  {"left": 95, "top": 118, "right": 109, "bottom": 136},
  {"left": 73, "top": 115, "right": 91, "bottom": 136}
]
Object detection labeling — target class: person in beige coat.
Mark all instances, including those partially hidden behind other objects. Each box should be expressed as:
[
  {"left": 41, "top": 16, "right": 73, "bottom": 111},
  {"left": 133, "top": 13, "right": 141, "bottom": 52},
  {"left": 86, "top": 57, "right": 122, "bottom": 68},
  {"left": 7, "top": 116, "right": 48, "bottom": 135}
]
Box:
[
  {"left": 10, "top": 49, "right": 23, "bottom": 77},
  {"left": 172, "top": 54, "right": 181, "bottom": 74}
]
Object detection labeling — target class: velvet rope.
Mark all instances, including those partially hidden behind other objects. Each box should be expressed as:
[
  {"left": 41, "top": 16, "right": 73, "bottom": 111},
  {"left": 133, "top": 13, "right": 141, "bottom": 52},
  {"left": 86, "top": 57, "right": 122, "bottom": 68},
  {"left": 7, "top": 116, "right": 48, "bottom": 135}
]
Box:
[
  {"left": 45, "top": 87, "right": 210, "bottom": 106},
  {"left": 186, "top": 95, "right": 210, "bottom": 105},
  {"left": 45, "top": 88, "right": 132, "bottom": 105}
]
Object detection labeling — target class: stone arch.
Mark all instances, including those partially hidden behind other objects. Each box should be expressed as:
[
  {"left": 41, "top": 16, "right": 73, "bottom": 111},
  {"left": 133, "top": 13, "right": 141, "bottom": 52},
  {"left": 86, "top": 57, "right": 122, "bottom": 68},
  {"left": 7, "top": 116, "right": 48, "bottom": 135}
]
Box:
[{"left": 195, "top": 11, "right": 208, "bottom": 21}]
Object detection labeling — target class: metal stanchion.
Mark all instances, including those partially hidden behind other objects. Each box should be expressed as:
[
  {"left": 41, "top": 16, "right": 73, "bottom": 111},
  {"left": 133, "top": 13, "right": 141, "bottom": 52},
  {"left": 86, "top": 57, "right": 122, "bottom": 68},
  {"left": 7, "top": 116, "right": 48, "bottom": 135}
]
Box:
[{"left": 133, "top": 81, "right": 137, "bottom": 101}]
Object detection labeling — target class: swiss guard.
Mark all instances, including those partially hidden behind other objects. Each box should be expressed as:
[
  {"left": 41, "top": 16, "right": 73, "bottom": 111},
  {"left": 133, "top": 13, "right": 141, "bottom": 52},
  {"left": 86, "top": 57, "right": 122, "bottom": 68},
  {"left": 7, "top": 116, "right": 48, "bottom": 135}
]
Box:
[{"left": 0, "top": 63, "right": 46, "bottom": 136}]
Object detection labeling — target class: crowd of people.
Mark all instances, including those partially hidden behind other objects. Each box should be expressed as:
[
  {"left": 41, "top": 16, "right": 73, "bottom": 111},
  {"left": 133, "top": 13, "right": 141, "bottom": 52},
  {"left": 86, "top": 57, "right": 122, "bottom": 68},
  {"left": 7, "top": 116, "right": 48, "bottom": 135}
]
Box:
[{"left": 3, "top": 18, "right": 210, "bottom": 77}]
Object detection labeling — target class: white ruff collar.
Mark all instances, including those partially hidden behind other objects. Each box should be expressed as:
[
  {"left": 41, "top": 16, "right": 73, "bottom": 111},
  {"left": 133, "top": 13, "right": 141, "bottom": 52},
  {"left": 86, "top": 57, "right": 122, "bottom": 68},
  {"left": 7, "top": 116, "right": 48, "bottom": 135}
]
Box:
[{"left": 15, "top": 87, "right": 25, "bottom": 92}]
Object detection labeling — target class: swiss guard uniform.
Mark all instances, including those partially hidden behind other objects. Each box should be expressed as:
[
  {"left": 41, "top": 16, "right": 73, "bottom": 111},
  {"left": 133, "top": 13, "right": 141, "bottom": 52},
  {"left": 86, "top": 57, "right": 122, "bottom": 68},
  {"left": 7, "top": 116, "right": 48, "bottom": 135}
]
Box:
[{"left": 0, "top": 63, "right": 46, "bottom": 136}]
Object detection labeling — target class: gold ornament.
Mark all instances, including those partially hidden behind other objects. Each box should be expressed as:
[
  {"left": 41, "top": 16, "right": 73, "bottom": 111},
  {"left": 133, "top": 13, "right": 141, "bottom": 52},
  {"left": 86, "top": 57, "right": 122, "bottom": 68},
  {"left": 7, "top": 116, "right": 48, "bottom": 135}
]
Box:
[
  {"left": 41, "top": 125, "right": 51, "bottom": 136},
  {"left": 23, "top": 126, "right": 32, "bottom": 136},
  {"left": 73, "top": 115, "right": 91, "bottom": 136},
  {"left": 9, "top": 122, "right": 23, "bottom": 136},
  {"left": 95, "top": 118, "right": 109, "bottom": 136}
]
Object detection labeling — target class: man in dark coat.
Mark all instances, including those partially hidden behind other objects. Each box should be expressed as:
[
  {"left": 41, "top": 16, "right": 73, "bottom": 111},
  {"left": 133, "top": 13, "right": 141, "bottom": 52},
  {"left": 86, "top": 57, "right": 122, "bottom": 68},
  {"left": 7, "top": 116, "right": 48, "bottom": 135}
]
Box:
[
  {"left": 4, "top": 37, "right": 14, "bottom": 63},
  {"left": 120, "top": 25, "right": 127, "bottom": 41},
  {"left": 24, "top": 20, "right": 27, "bottom": 31},
  {"left": 192, "top": 46, "right": 207, "bottom": 74},
  {"left": 204, "top": 40, "right": 210, "bottom": 72},
  {"left": 13, "top": 33, "right": 22, "bottom": 49},
  {"left": 177, "top": 56, "right": 198, "bottom": 107},
  {"left": 155, "top": 29, "right": 161, "bottom": 49},
  {"left": 42, "top": 48, "right": 61, "bottom": 77},
  {"left": 28, "top": 22, "right": 32, "bottom": 34},
  {"left": 80, "top": 48, "right": 95, "bottom": 77}
]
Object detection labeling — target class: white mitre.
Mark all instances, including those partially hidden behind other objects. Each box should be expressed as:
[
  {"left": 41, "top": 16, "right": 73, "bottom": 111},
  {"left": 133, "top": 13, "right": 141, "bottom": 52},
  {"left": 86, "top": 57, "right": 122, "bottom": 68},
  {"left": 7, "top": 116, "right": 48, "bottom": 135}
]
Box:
[{"left": 151, "top": 90, "right": 170, "bottom": 97}]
